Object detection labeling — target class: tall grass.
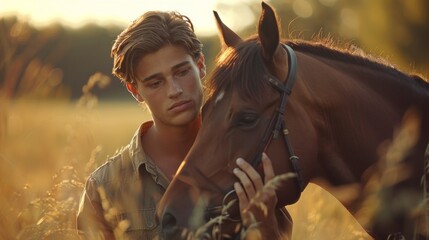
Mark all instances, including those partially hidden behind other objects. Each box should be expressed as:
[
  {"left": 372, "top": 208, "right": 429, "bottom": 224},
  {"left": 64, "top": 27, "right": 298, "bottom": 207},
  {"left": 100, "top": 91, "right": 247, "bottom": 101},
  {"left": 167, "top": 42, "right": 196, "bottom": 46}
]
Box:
[{"left": 0, "top": 98, "right": 150, "bottom": 239}]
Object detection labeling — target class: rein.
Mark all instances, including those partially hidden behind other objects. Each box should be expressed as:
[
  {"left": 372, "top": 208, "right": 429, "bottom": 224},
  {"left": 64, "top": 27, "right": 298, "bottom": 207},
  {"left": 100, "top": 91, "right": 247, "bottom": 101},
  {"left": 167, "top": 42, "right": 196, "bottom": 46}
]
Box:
[{"left": 205, "top": 44, "right": 305, "bottom": 231}]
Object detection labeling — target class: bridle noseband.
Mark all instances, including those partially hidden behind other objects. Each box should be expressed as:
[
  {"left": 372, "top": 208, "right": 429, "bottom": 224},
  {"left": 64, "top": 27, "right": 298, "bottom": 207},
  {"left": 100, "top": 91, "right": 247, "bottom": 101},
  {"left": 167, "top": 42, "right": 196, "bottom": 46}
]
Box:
[{"left": 206, "top": 44, "right": 304, "bottom": 228}]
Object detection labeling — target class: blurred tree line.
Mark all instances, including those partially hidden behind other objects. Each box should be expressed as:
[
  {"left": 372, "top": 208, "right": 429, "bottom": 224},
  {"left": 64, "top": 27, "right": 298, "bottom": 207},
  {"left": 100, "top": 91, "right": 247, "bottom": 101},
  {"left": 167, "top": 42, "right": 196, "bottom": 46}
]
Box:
[
  {"left": 0, "top": 16, "right": 220, "bottom": 100},
  {"left": 0, "top": 0, "right": 428, "bottom": 100},
  {"left": 261, "top": 0, "right": 428, "bottom": 75}
]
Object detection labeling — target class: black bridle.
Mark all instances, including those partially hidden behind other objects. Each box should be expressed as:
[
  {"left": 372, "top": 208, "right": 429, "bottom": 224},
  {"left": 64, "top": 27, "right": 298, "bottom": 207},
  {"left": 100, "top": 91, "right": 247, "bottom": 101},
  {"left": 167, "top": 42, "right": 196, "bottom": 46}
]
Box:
[
  {"left": 249, "top": 44, "right": 303, "bottom": 191},
  {"left": 205, "top": 44, "right": 304, "bottom": 231}
]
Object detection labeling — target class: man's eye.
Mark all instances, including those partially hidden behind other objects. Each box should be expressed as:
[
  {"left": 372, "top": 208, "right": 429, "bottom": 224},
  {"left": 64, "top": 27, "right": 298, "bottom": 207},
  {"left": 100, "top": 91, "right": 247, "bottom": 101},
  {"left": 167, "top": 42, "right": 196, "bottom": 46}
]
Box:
[
  {"left": 175, "top": 67, "right": 191, "bottom": 78},
  {"left": 148, "top": 80, "right": 162, "bottom": 88}
]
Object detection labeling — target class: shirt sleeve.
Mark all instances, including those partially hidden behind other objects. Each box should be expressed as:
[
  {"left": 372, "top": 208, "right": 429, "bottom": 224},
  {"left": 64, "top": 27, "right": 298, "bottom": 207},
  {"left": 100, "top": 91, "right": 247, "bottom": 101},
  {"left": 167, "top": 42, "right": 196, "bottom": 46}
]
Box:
[{"left": 76, "top": 177, "right": 115, "bottom": 240}]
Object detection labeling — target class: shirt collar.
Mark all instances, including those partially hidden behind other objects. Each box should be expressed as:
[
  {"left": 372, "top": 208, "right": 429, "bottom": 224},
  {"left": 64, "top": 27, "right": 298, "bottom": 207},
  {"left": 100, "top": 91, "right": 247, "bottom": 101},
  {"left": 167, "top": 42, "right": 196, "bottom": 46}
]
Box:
[
  {"left": 127, "top": 121, "right": 153, "bottom": 174},
  {"left": 127, "top": 121, "right": 170, "bottom": 188}
]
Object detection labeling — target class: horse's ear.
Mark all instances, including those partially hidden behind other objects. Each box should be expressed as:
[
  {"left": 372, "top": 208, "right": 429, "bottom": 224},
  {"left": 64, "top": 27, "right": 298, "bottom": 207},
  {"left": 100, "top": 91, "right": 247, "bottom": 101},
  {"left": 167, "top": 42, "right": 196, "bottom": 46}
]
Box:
[
  {"left": 258, "top": 2, "right": 281, "bottom": 62},
  {"left": 213, "top": 11, "right": 242, "bottom": 50}
]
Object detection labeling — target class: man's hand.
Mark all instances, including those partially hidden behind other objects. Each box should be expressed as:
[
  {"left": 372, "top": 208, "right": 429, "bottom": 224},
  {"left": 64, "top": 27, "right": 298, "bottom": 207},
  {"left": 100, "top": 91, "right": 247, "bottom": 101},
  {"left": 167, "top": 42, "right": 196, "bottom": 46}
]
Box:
[{"left": 233, "top": 152, "right": 281, "bottom": 239}]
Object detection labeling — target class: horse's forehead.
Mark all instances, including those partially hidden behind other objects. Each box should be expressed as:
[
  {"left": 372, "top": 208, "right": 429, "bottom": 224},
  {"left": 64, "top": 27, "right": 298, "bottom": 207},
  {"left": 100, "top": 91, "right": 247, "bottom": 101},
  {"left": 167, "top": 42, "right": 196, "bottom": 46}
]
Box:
[{"left": 212, "top": 89, "right": 241, "bottom": 107}]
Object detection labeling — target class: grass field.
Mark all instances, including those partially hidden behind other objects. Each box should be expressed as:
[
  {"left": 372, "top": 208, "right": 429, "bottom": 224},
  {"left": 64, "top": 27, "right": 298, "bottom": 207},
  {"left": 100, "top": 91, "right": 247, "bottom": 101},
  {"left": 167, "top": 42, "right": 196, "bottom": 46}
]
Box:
[{"left": 0, "top": 99, "right": 372, "bottom": 239}]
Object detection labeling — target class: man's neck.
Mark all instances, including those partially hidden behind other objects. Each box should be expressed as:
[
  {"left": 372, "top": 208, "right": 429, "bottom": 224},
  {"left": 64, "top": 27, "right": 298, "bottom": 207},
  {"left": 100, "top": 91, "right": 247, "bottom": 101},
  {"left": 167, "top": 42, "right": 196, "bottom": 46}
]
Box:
[
  {"left": 141, "top": 115, "right": 201, "bottom": 179},
  {"left": 152, "top": 118, "right": 200, "bottom": 157}
]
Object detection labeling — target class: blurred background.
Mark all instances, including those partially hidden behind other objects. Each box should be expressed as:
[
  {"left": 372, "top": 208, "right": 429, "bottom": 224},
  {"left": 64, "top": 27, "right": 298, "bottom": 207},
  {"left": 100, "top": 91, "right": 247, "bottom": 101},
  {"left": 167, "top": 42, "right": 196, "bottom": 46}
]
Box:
[
  {"left": 1, "top": 0, "right": 428, "bottom": 101},
  {"left": 0, "top": 0, "right": 428, "bottom": 239}
]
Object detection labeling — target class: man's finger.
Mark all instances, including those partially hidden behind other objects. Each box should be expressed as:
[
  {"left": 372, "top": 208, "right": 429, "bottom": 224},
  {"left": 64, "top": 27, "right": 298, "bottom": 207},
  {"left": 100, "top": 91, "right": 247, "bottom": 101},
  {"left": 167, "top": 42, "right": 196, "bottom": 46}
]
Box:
[
  {"left": 234, "top": 182, "right": 249, "bottom": 210},
  {"left": 262, "top": 152, "right": 275, "bottom": 183},
  {"left": 233, "top": 167, "right": 256, "bottom": 198},
  {"left": 236, "top": 158, "right": 264, "bottom": 190}
]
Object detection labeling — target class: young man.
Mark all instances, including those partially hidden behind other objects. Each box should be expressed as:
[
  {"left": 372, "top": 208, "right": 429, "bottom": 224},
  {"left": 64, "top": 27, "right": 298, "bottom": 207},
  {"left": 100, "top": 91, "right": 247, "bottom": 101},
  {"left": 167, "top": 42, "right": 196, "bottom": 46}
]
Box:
[{"left": 76, "top": 11, "right": 291, "bottom": 239}]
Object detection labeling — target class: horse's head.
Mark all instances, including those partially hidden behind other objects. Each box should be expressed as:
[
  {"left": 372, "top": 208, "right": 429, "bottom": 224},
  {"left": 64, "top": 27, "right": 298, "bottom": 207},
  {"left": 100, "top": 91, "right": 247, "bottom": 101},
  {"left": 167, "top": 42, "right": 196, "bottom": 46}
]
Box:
[{"left": 158, "top": 2, "right": 306, "bottom": 238}]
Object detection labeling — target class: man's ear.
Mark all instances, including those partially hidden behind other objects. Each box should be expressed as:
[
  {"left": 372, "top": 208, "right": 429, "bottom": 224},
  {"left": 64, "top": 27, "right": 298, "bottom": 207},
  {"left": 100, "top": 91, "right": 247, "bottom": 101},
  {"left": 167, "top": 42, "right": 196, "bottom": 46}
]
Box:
[
  {"left": 197, "top": 54, "right": 206, "bottom": 79},
  {"left": 126, "top": 82, "right": 144, "bottom": 102}
]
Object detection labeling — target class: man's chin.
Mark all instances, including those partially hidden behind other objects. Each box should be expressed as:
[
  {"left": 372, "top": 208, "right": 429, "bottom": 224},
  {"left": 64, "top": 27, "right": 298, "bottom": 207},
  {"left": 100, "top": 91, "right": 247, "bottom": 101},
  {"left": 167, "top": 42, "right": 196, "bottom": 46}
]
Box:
[{"left": 169, "top": 111, "right": 199, "bottom": 126}]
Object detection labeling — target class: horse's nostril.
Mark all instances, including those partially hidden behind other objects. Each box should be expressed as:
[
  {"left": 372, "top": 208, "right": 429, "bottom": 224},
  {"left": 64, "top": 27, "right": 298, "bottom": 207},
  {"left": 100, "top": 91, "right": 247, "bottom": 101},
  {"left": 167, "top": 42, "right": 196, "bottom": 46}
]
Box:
[{"left": 161, "top": 212, "right": 177, "bottom": 233}]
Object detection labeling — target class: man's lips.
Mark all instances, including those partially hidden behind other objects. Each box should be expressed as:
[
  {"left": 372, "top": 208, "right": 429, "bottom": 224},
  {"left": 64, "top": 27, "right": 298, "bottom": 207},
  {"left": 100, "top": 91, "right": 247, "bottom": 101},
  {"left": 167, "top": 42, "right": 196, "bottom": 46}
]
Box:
[{"left": 168, "top": 100, "right": 192, "bottom": 111}]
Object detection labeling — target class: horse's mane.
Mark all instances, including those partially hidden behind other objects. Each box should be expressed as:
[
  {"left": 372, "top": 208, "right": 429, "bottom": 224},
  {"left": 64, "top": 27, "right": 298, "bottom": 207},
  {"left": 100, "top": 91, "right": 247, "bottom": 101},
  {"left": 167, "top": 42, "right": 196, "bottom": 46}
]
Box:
[
  {"left": 289, "top": 39, "right": 429, "bottom": 96},
  {"left": 206, "top": 36, "right": 429, "bottom": 101}
]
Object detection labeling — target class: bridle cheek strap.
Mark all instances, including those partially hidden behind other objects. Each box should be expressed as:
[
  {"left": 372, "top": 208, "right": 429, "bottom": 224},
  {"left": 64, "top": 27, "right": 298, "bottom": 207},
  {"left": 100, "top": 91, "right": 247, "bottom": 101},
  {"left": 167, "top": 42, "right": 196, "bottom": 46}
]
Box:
[{"left": 263, "top": 44, "right": 304, "bottom": 197}]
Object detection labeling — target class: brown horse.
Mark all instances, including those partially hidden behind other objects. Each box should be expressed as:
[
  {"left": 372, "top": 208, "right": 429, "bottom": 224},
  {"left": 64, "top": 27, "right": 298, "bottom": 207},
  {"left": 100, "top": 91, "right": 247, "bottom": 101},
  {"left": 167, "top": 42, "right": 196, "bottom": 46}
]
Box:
[{"left": 157, "top": 2, "right": 429, "bottom": 239}]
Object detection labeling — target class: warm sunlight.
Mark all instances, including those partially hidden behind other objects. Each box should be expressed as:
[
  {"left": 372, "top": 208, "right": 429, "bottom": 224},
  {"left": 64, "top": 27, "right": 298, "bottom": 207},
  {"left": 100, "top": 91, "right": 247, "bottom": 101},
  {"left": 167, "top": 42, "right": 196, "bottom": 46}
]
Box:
[{"left": 0, "top": 0, "right": 256, "bottom": 36}]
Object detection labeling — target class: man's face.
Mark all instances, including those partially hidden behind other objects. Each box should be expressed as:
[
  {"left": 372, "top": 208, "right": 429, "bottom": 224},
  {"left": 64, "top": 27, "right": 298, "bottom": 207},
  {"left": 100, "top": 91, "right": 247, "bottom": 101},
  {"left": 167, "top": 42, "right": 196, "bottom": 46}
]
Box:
[{"left": 130, "top": 44, "right": 205, "bottom": 127}]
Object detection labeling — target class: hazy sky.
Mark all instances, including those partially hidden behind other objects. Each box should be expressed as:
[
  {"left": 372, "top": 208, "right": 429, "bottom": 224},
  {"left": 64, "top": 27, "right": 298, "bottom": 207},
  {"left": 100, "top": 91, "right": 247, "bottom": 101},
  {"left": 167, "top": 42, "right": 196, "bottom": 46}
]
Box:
[{"left": 0, "top": 0, "right": 257, "bottom": 36}]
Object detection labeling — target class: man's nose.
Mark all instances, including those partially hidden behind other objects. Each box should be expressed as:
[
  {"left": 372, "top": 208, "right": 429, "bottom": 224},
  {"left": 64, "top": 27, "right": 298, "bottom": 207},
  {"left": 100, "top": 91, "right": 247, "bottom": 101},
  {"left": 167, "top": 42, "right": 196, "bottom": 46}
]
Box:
[{"left": 167, "top": 79, "right": 184, "bottom": 98}]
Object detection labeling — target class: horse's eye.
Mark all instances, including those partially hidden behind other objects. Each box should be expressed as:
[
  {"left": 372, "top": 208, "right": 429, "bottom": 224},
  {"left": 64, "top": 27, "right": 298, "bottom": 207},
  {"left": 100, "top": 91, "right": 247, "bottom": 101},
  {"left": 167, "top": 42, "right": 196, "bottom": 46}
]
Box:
[{"left": 237, "top": 113, "right": 259, "bottom": 128}]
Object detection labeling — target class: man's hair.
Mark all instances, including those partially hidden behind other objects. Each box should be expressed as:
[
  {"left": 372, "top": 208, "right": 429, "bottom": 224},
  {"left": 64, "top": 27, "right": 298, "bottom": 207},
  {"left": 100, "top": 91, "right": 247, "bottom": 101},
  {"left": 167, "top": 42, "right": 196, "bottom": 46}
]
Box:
[{"left": 111, "top": 11, "right": 203, "bottom": 84}]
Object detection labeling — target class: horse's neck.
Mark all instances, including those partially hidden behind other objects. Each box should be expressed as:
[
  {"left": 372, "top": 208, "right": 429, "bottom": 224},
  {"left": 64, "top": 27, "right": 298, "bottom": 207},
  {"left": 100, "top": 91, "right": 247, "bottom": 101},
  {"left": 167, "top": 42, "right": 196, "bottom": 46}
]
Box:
[
  {"left": 300, "top": 53, "right": 429, "bottom": 193},
  {"left": 326, "top": 57, "right": 429, "bottom": 149},
  {"left": 318, "top": 55, "right": 429, "bottom": 111}
]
